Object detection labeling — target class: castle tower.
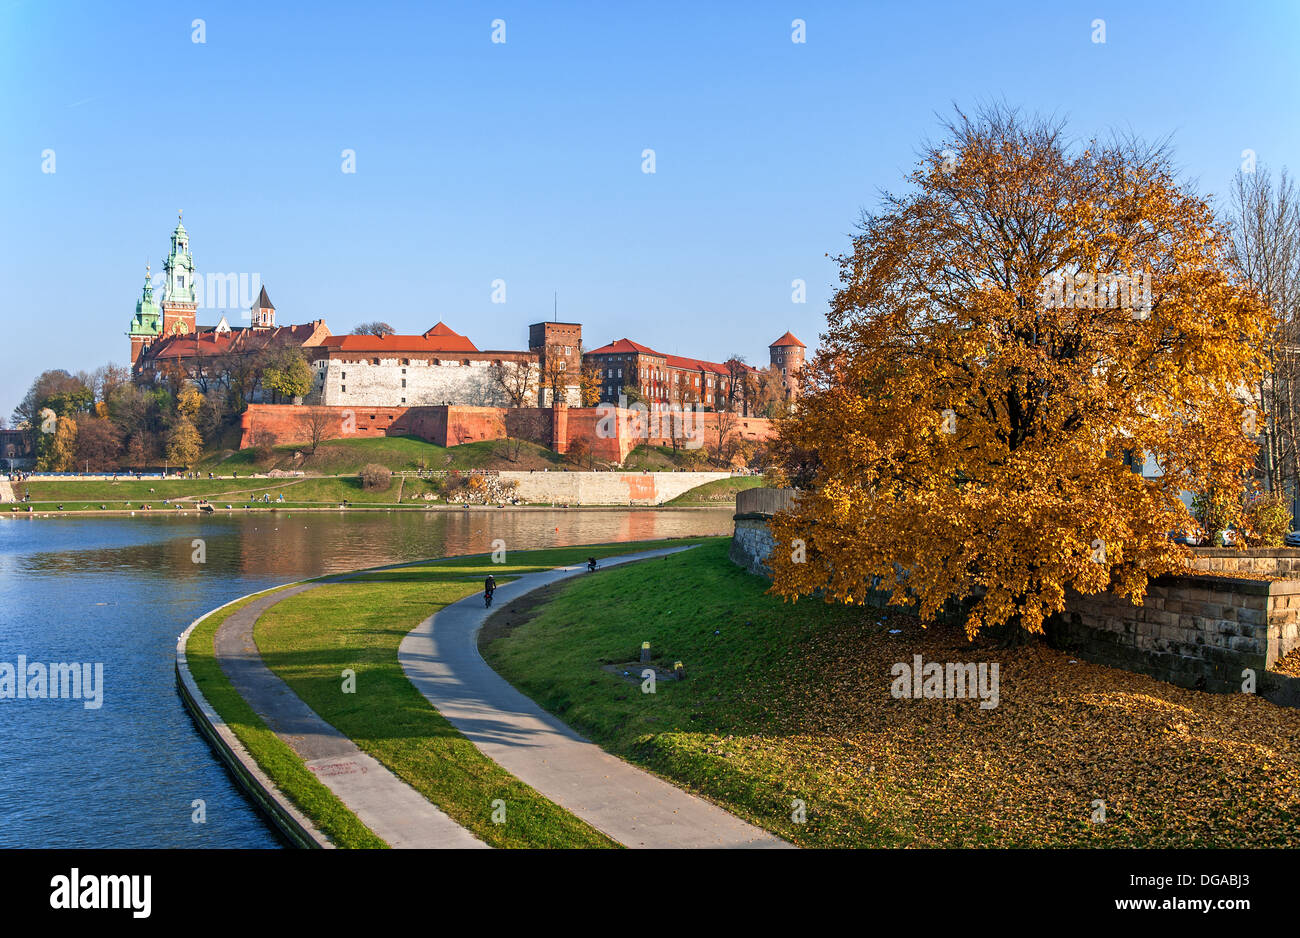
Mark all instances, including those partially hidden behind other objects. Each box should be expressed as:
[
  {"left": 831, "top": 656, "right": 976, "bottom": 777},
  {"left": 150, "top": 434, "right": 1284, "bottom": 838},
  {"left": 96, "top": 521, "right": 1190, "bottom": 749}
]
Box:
[
  {"left": 160, "top": 210, "right": 197, "bottom": 337},
  {"left": 251, "top": 285, "right": 276, "bottom": 329},
  {"left": 769, "top": 331, "right": 806, "bottom": 401},
  {"left": 528, "top": 320, "right": 583, "bottom": 406},
  {"left": 127, "top": 265, "right": 163, "bottom": 365}
]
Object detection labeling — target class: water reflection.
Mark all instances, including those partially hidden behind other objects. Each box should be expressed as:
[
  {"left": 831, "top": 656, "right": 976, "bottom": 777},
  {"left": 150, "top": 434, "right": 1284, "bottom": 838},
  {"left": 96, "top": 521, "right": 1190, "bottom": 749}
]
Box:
[{"left": 0, "top": 509, "right": 731, "bottom": 848}]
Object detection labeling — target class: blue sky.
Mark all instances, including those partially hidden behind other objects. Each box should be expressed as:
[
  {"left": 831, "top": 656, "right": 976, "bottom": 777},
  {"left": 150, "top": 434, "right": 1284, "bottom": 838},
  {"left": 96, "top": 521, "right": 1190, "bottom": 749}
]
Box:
[{"left": 1, "top": 0, "right": 1297, "bottom": 417}]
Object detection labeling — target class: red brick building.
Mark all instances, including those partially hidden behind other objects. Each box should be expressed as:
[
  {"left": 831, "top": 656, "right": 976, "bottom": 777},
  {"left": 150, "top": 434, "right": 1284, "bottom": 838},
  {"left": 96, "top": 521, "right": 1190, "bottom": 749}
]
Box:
[
  {"left": 585, "top": 333, "right": 804, "bottom": 413},
  {"left": 768, "top": 331, "right": 806, "bottom": 401}
]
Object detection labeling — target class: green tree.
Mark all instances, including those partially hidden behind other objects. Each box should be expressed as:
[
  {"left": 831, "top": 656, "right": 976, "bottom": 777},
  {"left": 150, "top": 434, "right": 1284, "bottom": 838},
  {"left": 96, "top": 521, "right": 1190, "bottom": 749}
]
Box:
[{"left": 262, "top": 350, "right": 313, "bottom": 403}]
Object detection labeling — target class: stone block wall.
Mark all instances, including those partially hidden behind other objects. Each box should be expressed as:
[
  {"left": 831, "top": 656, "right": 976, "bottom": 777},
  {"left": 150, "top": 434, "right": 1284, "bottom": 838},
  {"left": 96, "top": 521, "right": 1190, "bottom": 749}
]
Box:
[
  {"left": 502, "top": 470, "right": 733, "bottom": 506},
  {"left": 730, "top": 516, "right": 778, "bottom": 575},
  {"left": 1053, "top": 577, "right": 1298, "bottom": 693},
  {"left": 1189, "top": 547, "right": 1300, "bottom": 579}
]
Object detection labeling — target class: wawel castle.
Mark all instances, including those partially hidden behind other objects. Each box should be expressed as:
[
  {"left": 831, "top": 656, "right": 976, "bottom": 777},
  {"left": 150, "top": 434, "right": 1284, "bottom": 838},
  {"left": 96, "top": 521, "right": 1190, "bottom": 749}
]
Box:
[{"left": 127, "top": 215, "right": 803, "bottom": 411}]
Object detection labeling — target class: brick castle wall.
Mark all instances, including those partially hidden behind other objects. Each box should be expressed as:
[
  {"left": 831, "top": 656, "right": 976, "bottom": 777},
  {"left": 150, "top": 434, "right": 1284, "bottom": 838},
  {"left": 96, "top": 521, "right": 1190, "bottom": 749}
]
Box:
[{"left": 241, "top": 403, "right": 775, "bottom": 462}]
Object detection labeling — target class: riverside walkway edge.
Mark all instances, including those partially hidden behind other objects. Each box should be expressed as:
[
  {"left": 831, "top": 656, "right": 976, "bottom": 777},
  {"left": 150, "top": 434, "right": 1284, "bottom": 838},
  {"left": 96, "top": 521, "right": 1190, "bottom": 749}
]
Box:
[
  {"left": 399, "top": 547, "right": 793, "bottom": 849},
  {"left": 210, "top": 583, "right": 486, "bottom": 849},
  {"left": 176, "top": 597, "right": 334, "bottom": 849}
]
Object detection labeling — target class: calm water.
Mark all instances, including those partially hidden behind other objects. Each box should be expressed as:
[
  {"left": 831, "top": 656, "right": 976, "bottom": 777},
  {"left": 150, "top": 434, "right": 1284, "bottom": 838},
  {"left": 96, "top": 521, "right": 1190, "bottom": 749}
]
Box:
[{"left": 0, "top": 508, "right": 732, "bottom": 848}]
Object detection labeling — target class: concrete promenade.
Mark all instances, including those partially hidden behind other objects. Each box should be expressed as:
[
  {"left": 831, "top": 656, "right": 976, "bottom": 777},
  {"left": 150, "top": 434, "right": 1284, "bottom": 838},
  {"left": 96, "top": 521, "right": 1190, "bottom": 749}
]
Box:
[
  {"left": 194, "top": 547, "right": 788, "bottom": 849},
  {"left": 399, "top": 547, "right": 791, "bottom": 849},
  {"left": 213, "top": 584, "right": 485, "bottom": 848}
]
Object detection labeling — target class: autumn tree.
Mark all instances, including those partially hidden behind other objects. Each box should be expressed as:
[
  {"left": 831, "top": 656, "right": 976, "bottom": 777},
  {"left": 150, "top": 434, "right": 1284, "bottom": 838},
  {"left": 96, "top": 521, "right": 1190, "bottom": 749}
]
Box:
[
  {"left": 299, "top": 408, "right": 334, "bottom": 454},
  {"left": 352, "top": 321, "right": 395, "bottom": 336},
  {"left": 177, "top": 385, "right": 204, "bottom": 419},
  {"left": 752, "top": 365, "right": 791, "bottom": 418},
  {"left": 37, "top": 415, "right": 78, "bottom": 471},
  {"left": 489, "top": 359, "right": 537, "bottom": 408},
  {"left": 711, "top": 407, "right": 738, "bottom": 466},
  {"left": 667, "top": 371, "right": 705, "bottom": 452},
  {"left": 723, "top": 356, "right": 750, "bottom": 415},
  {"left": 540, "top": 355, "right": 570, "bottom": 407},
  {"left": 579, "top": 360, "right": 603, "bottom": 407},
  {"left": 74, "top": 417, "right": 122, "bottom": 471},
  {"left": 768, "top": 106, "right": 1273, "bottom": 639},
  {"left": 166, "top": 417, "right": 202, "bottom": 468}
]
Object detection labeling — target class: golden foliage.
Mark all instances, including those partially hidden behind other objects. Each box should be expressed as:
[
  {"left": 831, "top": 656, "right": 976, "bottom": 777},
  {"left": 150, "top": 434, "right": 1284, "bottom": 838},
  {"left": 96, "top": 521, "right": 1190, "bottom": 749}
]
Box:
[{"left": 770, "top": 109, "right": 1275, "bottom": 638}]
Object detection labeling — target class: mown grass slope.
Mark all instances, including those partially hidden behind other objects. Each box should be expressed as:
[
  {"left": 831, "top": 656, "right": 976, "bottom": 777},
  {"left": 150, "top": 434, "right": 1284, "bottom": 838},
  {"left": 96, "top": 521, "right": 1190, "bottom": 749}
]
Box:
[{"left": 482, "top": 539, "right": 1300, "bottom": 848}]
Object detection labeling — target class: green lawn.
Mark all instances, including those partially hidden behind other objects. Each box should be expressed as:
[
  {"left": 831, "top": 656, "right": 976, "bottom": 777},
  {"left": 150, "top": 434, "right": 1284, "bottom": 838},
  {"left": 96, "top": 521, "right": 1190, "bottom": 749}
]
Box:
[
  {"left": 481, "top": 539, "right": 1300, "bottom": 848},
  {"left": 621, "top": 444, "right": 708, "bottom": 471},
  {"left": 183, "top": 590, "right": 387, "bottom": 848},
  {"left": 202, "top": 434, "right": 566, "bottom": 475},
  {"left": 249, "top": 540, "right": 708, "bottom": 848},
  {"left": 663, "top": 475, "right": 764, "bottom": 505},
  {"left": 18, "top": 473, "right": 448, "bottom": 510}
]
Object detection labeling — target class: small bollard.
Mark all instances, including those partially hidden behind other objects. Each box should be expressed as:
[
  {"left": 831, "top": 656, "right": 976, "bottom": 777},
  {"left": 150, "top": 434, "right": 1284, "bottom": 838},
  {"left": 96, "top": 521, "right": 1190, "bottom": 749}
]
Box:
[
  {"left": 640, "top": 641, "right": 651, "bottom": 663},
  {"left": 673, "top": 661, "right": 686, "bottom": 679}
]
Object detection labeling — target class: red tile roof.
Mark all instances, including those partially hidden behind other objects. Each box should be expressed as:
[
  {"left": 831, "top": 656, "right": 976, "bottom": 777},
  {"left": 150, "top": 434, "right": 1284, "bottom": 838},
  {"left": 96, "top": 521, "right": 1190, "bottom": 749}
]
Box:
[
  {"left": 142, "top": 322, "right": 329, "bottom": 362},
  {"left": 665, "top": 353, "right": 753, "bottom": 376},
  {"left": 769, "top": 331, "right": 805, "bottom": 348},
  {"left": 586, "top": 338, "right": 666, "bottom": 357},
  {"left": 318, "top": 321, "right": 479, "bottom": 353},
  {"left": 588, "top": 338, "right": 759, "bottom": 377}
]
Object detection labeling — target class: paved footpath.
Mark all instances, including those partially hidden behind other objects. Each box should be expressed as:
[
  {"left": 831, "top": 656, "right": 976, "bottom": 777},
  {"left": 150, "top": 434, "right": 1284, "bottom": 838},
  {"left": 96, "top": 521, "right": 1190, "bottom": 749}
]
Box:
[
  {"left": 214, "top": 584, "right": 486, "bottom": 848},
  {"left": 399, "top": 547, "right": 791, "bottom": 849}
]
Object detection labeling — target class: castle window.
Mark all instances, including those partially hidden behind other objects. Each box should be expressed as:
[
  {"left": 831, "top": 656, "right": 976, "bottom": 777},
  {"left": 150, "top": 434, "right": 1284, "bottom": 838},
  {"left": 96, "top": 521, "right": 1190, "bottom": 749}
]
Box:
[
  {"left": 372, "top": 358, "right": 379, "bottom": 365},
  {"left": 341, "top": 385, "right": 347, "bottom": 393},
  {"left": 342, "top": 372, "right": 346, "bottom": 380},
  {"left": 401, "top": 379, "right": 407, "bottom": 388},
  {"left": 401, "top": 398, "right": 406, "bottom": 404}
]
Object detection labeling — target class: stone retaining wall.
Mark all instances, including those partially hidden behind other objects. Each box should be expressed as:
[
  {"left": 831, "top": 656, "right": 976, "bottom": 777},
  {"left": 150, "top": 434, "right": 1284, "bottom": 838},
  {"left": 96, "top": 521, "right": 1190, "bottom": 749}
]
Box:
[
  {"left": 1189, "top": 547, "right": 1300, "bottom": 579},
  {"left": 504, "top": 470, "right": 732, "bottom": 506},
  {"left": 1054, "top": 577, "right": 1300, "bottom": 694},
  {"left": 730, "top": 516, "right": 779, "bottom": 575},
  {"left": 730, "top": 488, "right": 1300, "bottom": 701}
]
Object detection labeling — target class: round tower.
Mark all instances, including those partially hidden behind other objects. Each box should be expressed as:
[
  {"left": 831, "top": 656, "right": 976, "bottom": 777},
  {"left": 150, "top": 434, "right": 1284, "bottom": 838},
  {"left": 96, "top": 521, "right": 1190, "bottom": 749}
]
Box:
[{"left": 768, "top": 331, "right": 806, "bottom": 400}]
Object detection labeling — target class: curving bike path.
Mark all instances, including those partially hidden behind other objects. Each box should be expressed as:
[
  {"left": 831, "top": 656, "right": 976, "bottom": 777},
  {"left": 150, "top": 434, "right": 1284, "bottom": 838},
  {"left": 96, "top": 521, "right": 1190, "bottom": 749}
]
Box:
[
  {"left": 213, "top": 583, "right": 486, "bottom": 848},
  {"left": 398, "top": 547, "right": 791, "bottom": 849}
]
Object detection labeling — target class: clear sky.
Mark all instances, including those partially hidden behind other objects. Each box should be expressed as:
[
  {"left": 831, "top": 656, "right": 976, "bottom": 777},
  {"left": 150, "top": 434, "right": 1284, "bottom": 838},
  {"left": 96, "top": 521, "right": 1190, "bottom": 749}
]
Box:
[{"left": 1, "top": 0, "right": 1297, "bottom": 418}]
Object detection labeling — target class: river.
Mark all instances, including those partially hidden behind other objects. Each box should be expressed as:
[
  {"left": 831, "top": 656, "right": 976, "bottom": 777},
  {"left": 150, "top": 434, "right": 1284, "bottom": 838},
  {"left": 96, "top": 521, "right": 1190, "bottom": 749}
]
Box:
[{"left": 0, "top": 508, "right": 732, "bottom": 848}]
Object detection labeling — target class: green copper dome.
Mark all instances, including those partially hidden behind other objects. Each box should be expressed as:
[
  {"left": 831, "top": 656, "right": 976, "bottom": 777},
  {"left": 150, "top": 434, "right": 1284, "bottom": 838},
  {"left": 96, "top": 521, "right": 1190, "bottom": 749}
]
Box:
[{"left": 128, "top": 267, "right": 162, "bottom": 337}]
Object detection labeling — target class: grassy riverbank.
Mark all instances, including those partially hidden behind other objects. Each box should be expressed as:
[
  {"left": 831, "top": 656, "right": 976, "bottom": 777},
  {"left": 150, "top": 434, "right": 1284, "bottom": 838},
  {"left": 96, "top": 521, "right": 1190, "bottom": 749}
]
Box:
[
  {"left": 480, "top": 539, "right": 1300, "bottom": 848},
  {"left": 184, "top": 590, "right": 386, "bottom": 848},
  {"left": 663, "top": 475, "right": 764, "bottom": 505},
  {"left": 199, "top": 435, "right": 567, "bottom": 475},
  {"left": 247, "top": 541, "right": 707, "bottom": 848},
  {"left": 10, "top": 462, "right": 748, "bottom": 514}
]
